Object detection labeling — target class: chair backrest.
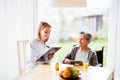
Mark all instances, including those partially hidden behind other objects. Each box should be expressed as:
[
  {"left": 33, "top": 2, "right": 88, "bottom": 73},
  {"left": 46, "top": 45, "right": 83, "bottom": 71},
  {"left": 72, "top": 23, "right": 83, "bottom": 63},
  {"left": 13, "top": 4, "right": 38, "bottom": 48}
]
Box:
[
  {"left": 17, "top": 40, "right": 29, "bottom": 75},
  {"left": 95, "top": 47, "right": 104, "bottom": 67}
]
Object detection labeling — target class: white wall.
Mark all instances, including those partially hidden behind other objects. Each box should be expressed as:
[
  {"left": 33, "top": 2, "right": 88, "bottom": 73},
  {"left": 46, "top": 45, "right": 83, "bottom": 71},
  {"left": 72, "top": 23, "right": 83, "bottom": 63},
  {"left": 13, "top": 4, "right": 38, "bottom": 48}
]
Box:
[
  {"left": 0, "top": 0, "right": 36, "bottom": 80},
  {"left": 0, "top": 0, "right": 8, "bottom": 79},
  {"left": 107, "top": 0, "right": 120, "bottom": 80}
]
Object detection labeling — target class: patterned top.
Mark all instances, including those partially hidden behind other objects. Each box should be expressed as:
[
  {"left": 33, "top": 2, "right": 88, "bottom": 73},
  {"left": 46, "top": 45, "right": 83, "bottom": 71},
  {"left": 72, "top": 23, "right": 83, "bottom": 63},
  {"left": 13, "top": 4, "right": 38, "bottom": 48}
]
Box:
[{"left": 25, "top": 38, "right": 50, "bottom": 70}]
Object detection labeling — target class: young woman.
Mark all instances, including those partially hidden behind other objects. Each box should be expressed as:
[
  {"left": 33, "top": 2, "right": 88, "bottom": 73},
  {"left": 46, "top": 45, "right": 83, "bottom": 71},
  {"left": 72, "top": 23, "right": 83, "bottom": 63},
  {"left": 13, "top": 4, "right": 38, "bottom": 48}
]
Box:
[{"left": 26, "top": 21, "right": 54, "bottom": 70}]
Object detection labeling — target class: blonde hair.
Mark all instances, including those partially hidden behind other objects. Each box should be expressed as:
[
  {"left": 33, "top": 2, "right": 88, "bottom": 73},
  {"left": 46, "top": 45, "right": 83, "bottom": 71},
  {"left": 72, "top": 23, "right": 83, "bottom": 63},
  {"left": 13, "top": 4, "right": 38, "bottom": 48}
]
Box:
[{"left": 37, "top": 21, "right": 51, "bottom": 41}]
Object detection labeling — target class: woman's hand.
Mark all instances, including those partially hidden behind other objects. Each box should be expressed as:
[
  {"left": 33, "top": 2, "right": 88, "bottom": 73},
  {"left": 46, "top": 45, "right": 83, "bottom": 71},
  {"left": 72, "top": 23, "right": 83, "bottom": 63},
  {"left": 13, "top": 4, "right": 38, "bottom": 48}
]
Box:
[
  {"left": 48, "top": 54, "right": 54, "bottom": 60},
  {"left": 64, "top": 59, "right": 71, "bottom": 64}
]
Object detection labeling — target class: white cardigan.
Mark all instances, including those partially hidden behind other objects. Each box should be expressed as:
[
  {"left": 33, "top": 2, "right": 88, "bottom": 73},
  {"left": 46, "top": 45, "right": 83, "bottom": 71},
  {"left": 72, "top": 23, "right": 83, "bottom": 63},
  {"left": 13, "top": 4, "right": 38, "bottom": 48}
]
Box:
[{"left": 25, "top": 39, "right": 50, "bottom": 70}]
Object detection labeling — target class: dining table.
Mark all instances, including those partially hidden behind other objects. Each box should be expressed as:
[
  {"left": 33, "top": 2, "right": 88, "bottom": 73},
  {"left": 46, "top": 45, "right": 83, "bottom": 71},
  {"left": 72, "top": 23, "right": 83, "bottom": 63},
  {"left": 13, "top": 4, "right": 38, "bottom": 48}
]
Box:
[{"left": 17, "top": 62, "right": 113, "bottom": 80}]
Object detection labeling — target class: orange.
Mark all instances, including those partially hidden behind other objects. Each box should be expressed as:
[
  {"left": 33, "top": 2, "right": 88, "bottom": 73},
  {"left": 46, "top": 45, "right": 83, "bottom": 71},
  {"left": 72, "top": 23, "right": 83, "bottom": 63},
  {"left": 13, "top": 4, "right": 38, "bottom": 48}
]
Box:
[
  {"left": 58, "top": 70, "right": 64, "bottom": 77},
  {"left": 63, "top": 70, "right": 71, "bottom": 78},
  {"left": 66, "top": 66, "right": 72, "bottom": 71}
]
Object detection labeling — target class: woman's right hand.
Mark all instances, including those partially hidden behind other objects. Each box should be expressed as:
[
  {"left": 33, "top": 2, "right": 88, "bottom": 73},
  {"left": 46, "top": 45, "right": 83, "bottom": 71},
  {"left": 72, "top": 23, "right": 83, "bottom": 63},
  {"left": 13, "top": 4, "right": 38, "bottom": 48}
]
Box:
[{"left": 64, "top": 59, "right": 71, "bottom": 64}]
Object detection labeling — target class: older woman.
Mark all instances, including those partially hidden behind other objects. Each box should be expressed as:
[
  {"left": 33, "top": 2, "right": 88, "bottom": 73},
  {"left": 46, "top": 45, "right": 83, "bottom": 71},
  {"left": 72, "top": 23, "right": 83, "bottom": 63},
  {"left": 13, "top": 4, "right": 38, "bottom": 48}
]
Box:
[{"left": 63, "top": 31, "right": 98, "bottom": 66}]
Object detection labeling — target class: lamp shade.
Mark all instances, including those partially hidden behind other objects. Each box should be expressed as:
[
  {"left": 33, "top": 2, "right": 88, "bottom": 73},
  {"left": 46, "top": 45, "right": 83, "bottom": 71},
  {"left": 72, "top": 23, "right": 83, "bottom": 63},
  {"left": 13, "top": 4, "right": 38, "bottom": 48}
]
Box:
[{"left": 50, "top": 0, "right": 86, "bottom": 7}]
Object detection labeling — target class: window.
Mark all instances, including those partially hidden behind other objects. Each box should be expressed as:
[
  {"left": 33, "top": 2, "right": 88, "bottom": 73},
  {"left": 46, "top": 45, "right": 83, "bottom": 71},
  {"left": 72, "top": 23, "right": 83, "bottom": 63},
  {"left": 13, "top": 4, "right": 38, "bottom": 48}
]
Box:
[{"left": 37, "top": 0, "right": 111, "bottom": 66}]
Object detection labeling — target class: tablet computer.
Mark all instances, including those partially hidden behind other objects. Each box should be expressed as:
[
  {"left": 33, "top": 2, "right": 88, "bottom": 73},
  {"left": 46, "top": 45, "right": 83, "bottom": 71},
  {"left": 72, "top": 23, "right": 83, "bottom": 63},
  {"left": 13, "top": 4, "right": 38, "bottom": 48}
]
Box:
[
  {"left": 70, "top": 60, "right": 83, "bottom": 66},
  {"left": 36, "top": 47, "right": 61, "bottom": 61},
  {"left": 44, "top": 47, "right": 61, "bottom": 55}
]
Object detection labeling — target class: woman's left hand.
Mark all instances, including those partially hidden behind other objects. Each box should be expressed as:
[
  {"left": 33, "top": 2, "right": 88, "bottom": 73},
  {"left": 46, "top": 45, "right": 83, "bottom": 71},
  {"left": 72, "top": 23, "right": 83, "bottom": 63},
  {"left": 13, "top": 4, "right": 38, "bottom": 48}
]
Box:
[{"left": 48, "top": 54, "right": 54, "bottom": 60}]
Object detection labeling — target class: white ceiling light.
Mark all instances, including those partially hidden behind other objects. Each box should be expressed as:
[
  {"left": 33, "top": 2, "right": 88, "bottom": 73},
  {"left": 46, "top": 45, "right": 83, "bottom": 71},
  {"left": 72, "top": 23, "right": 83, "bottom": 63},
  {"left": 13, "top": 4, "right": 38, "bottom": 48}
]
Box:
[{"left": 50, "top": 0, "right": 86, "bottom": 7}]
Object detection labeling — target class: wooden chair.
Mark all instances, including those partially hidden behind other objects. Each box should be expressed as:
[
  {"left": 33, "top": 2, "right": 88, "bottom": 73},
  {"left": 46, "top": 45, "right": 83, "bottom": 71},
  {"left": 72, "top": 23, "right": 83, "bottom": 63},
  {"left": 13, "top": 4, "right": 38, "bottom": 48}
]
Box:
[
  {"left": 17, "top": 40, "right": 29, "bottom": 75},
  {"left": 96, "top": 47, "right": 104, "bottom": 67}
]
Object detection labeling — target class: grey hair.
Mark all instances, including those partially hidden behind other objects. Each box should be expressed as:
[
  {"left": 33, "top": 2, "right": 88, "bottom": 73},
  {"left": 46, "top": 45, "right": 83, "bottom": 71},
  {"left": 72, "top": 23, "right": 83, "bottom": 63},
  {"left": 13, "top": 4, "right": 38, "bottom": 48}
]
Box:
[{"left": 80, "top": 31, "right": 92, "bottom": 40}]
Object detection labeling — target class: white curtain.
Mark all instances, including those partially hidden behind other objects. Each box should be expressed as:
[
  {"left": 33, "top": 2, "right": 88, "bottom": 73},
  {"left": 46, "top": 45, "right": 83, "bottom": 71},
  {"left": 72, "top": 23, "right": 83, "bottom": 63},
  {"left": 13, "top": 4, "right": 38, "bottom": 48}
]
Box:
[
  {"left": 107, "top": 0, "right": 120, "bottom": 80},
  {"left": 0, "top": 1, "right": 8, "bottom": 80},
  {"left": 0, "top": 0, "right": 37, "bottom": 80}
]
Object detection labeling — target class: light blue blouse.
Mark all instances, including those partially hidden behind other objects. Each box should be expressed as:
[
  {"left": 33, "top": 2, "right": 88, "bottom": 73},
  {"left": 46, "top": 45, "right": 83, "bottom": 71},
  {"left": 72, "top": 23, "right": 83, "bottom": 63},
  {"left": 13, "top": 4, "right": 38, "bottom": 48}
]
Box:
[
  {"left": 75, "top": 49, "right": 89, "bottom": 63},
  {"left": 25, "top": 39, "right": 50, "bottom": 70}
]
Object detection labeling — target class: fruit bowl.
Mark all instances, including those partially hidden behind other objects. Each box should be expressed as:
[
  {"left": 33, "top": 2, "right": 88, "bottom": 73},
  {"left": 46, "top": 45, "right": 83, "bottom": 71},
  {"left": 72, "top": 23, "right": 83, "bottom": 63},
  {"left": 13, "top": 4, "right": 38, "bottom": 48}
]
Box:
[{"left": 58, "top": 66, "right": 80, "bottom": 79}]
